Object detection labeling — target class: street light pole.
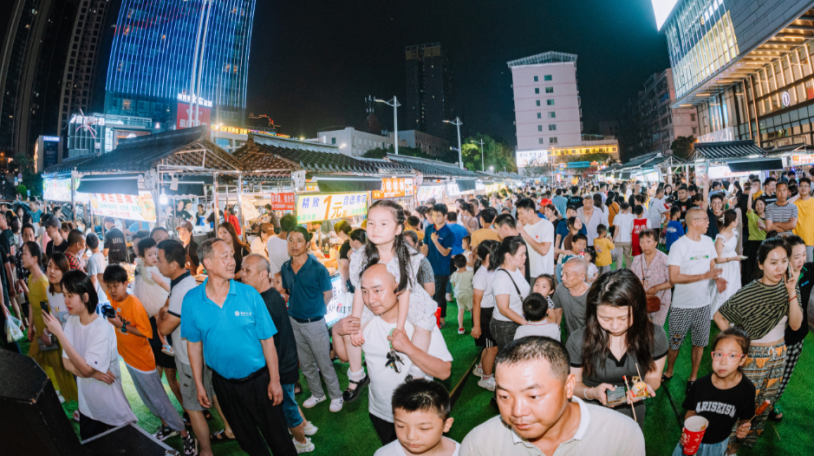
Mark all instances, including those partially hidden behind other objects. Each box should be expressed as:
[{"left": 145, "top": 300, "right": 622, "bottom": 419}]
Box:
[
  {"left": 444, "top": 117, "right": 463, "bottom": 169},
  {"left": 471, "top": 138, "right": 485, "bottom": 171},
  {"left": 375, "top": 96, "right": 401, "bottom": 155}
]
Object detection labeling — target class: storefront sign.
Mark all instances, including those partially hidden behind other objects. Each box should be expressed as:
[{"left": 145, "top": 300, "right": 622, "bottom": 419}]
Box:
[
  {"left": 325, "top": 275, "right": 351, "bottom": 327},
  {"left": 268, "top": 192, "right": 296, "bottom": 210},
  {"left": 416, "top": 185, "right": 444, "bottom": 202},
  {"left": 295, "top": 192, "right": 367, "bottom": 223},
  {"left": 305, "top": 182, "right": 320, "bottom": 192},
  {"left": 445, "top": 182, "right": 461, "bottom": 196},
  {"left": 708, "top": 166, "right": 752, "bottom": 179},
  {"left": 43, "top": 178, "right": 89, "bottom": 203},
  {"left": 89, "top": 191, "right": 157, "bottom": 222},
  {"left": 790, "top": 154, "right": 814, "bottom": 166},
  {"left": 372, "top": 178, "right": 414, "bottom": 199}
]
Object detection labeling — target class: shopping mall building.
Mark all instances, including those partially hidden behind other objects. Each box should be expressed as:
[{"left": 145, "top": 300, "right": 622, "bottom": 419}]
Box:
[{"left": 659, "top": 0, "right": 814, "bottom": 148}]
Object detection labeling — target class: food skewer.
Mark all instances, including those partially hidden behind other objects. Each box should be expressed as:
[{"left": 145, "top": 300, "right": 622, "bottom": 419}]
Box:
[
  {"left": 635, "top": 363, "right": 642, "bottom": 380},
  {"left": 749, "top": 400, "right": 772, "bottom": 422},
  {"left": 623, "top": 375, "right": 638, "bottom": 423}
]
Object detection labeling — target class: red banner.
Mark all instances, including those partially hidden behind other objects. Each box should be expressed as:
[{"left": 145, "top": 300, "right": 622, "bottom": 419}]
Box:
[
  {"left": 269, "top": 192, "right": 296, "bottom": 210},
  {"left": 176, "top": 102, "right": 211, "bottom": 129}
]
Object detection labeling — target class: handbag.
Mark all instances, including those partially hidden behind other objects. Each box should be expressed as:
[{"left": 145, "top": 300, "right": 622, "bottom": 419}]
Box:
[{"left": 640, "top": 258, "right": 663, "bottom": 313}]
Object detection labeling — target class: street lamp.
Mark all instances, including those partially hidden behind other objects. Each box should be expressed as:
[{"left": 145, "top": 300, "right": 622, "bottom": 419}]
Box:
[
  {"left": 374, "top": 96, "right": 401, "bottom": 155},
  {"left": 489, "top": 165, "right": 494, "bottom": 173},
  {"left": 443, "top": 117, "right": 463, "bottom": 169},
  {"left": 471, "top": 138, "right": 485, "bottom": 171}
]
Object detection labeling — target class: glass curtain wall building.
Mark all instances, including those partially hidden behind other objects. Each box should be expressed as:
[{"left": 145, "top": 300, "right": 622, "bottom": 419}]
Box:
[
  {"left": 104, "top": 0, "right": 256, "bottom": 130},
  {"left": 659, "top": 0, "right": 814, "bottom": 148}
]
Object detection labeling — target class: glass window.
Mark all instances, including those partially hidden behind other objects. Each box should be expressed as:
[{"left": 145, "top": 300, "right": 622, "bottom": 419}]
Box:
[
  {"left": 547, "top": 99, "right": 555, "bottom": 106},
  {"left": 539, "top": 138, "right": 544, "bottom": 144},
  {"left": 549, "top": 137, "right": 558, "bottom": 144},
  {"left": 548, "top": 112, "right": 556, "bottom": 119},
  {"left": 544, "top": 75, "right": 552, "bottom": 81},
  {"left": 535, "top": 88, "right": 540, "bottom": 94},
  {"left": 534, "top": 76, "right": 538, "bottom": 82},
  {"left": 549, "top": 125, "right": 557, "bottom": 131},
  {"left": 545, "top": 87, "right": 554, "bottom": 93},
  {"left": 538, "top": 125, "right": 542, "bottom": 132},
  {"left": 536, "top": 100, "right": 541, "bottom": 106},
  {"left": 537, "top": 113, "right": 542, "bottom": 119},
  {"left": 331, "top": 137, "right": 336, "bottom": 145}
]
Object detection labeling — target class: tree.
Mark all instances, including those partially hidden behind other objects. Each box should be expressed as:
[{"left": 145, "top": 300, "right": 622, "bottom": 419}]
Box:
[
  {"left": 13, "top": 153, "right": 41, "bottom": 199},
  {"left": 461, "top": 134, "right": 517, "bottom": 173},
  {"left": 670, "top": 136, "right": 695, "bottom": 160}
]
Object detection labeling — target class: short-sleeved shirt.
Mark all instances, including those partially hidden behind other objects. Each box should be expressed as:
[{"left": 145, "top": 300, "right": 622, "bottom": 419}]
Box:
[
  {"left": 280, "top": 254, "right": 333, "bottom": 320},
  {"left": 104, "top": 228, "right": 127, "bottom": 263},
  {"left": 266, "top": 236, "right": 290, "bottom": 277},
  {"left": 594, "top": 238, "right": 615, "bottom": 267},
  {"left": 109, "top": 294, "right": 155, "bottom": 372},
  {"left": 167, "top": 272, "right": 198, "bottom": 365},
  {"left": 472, "top": 267, "right": 496, "bottom": 309},
  {"left": 683, "top": 374, "right": 755, "bottom": 444},
  {"left": 470, "top": 227, "right": 500, "bottom": 250},
  {"left": 567, "top": 195, "right": 583, "bottom": 209},
  {"left": 551, "top": 285, "right": 589, "bottom": 333},
  {"left": 665, "top": 221, "right": 685, "bottom": 251},
  {"left": 794, "top": 198, "right": 814, "bottom": 245},
  {"left": 65, "top": 252, "right": 84, "bottom": 271},
  {"left": 46, "top": 239, "right": 68, "bottom": 257},
  {"left": 525, "top": 218, "right": 555, "bottom": 276},
  {"left": 491, "top": 268, "right": 530, "bottom": 322},
  {"left": 31, "top": 209, "right": 42, "bottom": 223},
  {"left": 338, "top": 240, "right": 351, "bottom": 260},
  {"left": 556, "top": 221, "right": 586, "bottom": 247},
  {"left": 765, "top": 201, "right": 797, "bottom": 236},
  {"left": 552, "top": 195, "right": 569, "bottom": 216},
  {"left": 181, "top": 280, "right": 277, "bottom": 379},
  {"left": 613, "top": 213, "right": 635, "bottom": 242},
  {"left": 514, "top": 322, "right": 560, "bottom": 341},
  {"left": 260, "top": 287, "right": 299, "bottom": 385},
  {"left": 566, "top": 325, "right": 668, "bottom": 418},
  {"left": 425, "top": 223, "right": 454, "bottom": 276},
  {"left": 447, "top": 223, "right": 468, "bottom": 256},
  {"left": 667, "top": 235, "right": 717, "bottom": 309},
  {"left": 648, "top": 197, "right": 668, "bottom": 228},
  {"left": 87, "top": 252, "right": 106, "bottom": 277}
]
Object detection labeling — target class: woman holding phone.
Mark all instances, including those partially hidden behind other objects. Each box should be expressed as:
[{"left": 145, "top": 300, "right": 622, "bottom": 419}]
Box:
[{"left": 23, "top": 242, "right": 78, "bottom": 405}]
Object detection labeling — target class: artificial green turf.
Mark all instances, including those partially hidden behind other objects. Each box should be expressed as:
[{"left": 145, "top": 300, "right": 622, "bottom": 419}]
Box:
[{"left": 20, "top": 299, "right": 813, "bottom": 456}]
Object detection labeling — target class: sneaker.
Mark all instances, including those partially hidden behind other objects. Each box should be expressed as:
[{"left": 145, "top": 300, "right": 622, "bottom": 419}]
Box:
[
  {"left": 478, "top": 377, "right": 496, "bottom": 392},
  {"left": 153, "top": 425, "right": 179, "bottom": 441},
  {"left": 457, "top": 327, "right": 465, "bottom": 335},
  {"left": 329, "top": 398, "right": 344, "bottom": 412},
  {"left": 293, "top": 437, "right": 315, "bottom": 453},
  {"left": 302, "top": 422, "right": 318, "bottom": 436},
  {"left": 182, "top": 434, "right": 198, "bottom": 456},
  {"left": 342, "top": 374, "right": 370, "bottom": 403},
  {"left": 472, "top": 365, "right": 484, "bottom": 378},
  {"left": 302, "top": 395, "right": 326, "bottom": 408}
]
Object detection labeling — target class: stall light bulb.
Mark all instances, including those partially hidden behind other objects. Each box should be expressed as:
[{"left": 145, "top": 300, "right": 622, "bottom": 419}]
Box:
[{"left": 159, "top": 190, "right": 168, "bottom": 205}]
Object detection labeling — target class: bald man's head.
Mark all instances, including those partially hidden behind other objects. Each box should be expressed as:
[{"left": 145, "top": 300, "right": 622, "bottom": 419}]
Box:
[
  {"left": 685, "top": 207, "right": 709, "bottom": 234},
  {"left": 562, "top": 257, "right": 588, "bottom": 289},
  {"left": 360, "top": 263, "right": 399, "bottom": 317}
]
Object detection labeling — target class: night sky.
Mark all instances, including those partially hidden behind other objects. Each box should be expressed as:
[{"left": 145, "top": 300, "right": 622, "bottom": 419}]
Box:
[{"left": 247, "top": 0, "right": 673, "bottom": 144}]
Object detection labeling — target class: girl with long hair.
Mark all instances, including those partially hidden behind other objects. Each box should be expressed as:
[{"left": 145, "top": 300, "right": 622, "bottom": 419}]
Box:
[
  {"left": 23, "top": 242, "right": 79, "bottom": 406},
  {"left": 218, "top": 221, "right": 250, "bottom": 279},
  {"left": 710, "top": 210, "right": 742, "bottom": 316},
  {"left": 46, "top": 253, "right": 71, "bottom": 324},
  {"left": 471, "top": 240, "right": 500, "bottom": 391},
  {"left": 567, "top": 269, "right": 668, "bottom": 427},
  {"left": 338, "top": 199, "right": 437, "bottom": 402},
  {"left": 489, "top": 236, "right": 530, "bottom": 349},
  {"left": 713, "top": 237, "right": 803, "bottom": 449}
]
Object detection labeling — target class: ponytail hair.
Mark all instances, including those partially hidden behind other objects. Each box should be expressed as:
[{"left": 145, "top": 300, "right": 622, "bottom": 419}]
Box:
[
  {"left": 362, "top": 200, "right": 413, "bottom": 293},
  {"left": 475, "top": 239, "right": 500, "bottom": 273}
]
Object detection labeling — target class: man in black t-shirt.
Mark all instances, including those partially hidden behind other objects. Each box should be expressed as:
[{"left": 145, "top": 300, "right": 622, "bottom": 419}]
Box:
[
  {"left": 0, "top": 214, "right": 14, "bottom": 257},
  {"left": 103, "top": 216, "right": 128, "bottom": 264},
  {"left": 566, "top": 185, "right": 583, "bottom": 209},
  {"left": 241, "top": 254, "right": 313, "bottom": 448}
]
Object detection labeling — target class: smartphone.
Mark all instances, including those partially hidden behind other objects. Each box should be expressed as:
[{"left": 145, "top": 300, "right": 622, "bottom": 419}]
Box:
[
  {"left": 606, "top": 386, "right": 627, "bottom": 407},
  {"left": 41, "top": 301, "right": 51, "bottom": 315}
]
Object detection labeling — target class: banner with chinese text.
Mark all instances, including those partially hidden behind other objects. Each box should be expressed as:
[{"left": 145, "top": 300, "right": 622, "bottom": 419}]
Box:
[
  {"left": 43, "top": 178, "right": 89, "bottom": 203},
  {"left": 89, "top": 191, "right": 157, "bottom": 222},
  {"left": 371, "top": 178, "right": 414, "bottom": 199},
  {"left": 268, "top": 192, "right": 296, "bottom": 210},
  {"left": 295, "top": 192, "right": 367, "bottom": 224}
]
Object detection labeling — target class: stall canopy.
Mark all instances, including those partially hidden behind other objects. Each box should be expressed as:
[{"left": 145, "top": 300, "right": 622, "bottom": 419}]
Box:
[
  {"left": 619, "top": 152, "right": 686, "bottom": 173},
  {"left": 691, "top": 140, "right": 765, "bottom": 161},
  {"left": 385, "top": 154, "right": 482, "bottom": 179}
]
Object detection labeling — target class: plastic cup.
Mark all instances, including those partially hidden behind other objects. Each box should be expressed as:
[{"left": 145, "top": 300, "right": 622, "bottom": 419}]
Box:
[{"left": 682, "top": 415, "right": 709, "bottom": 455}]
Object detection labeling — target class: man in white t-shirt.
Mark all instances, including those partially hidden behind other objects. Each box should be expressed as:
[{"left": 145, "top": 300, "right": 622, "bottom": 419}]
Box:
[
  {"left": 515, "top": 198, "right": 554, "bottom": 276},
  {"left": 665, "top": 208, "right": 720, "bottom": 392},
  {"left": 333, "top": 263, "right": 452, "bottom": 445},
  {"left": 648, "top": 187, "right": 669, "bottom": 236},
  {"left": 613, "top": 202, "right": 635, "bottom": 268},
  {"left": 267, "top": 214, "right": 295, "bottom": 276}
]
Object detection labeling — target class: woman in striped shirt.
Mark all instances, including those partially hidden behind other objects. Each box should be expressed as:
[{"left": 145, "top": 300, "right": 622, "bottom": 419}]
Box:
[{"left": 713, "top": 237, "right": 804, "bottom": 450}]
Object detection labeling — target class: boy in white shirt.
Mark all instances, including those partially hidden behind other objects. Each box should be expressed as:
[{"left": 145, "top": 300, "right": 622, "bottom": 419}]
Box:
[
  {"left": 374, "top": 380, "right": 460, "bottom": 456},
  {"left": 514, "top": 293, "right": 560, "bottom": 341},
  {"left": 449, "top": 255, "right": 474, "bottom": 335},
  {"left": 613, "top": 202, "right": 635, "bottom": 268}
]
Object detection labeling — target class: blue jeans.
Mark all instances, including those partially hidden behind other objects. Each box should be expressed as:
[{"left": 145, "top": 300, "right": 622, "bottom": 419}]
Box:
[
  {"left": 671, "top": 440, "right": 728, "bottom": 456},
  {"left": 281, "top": 383, "right": 303, "bottom": 428}
]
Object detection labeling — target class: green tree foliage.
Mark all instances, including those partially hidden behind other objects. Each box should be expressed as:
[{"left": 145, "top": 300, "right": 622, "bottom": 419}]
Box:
[
  {"left": 669, "top": 136, "right": 695, "bottom": 160},
  {"left": 13, "top": 153, "right": 41, "bottom": 199},
  {"left": 461, "top": 134, "right": 517, "bottom": 173}
]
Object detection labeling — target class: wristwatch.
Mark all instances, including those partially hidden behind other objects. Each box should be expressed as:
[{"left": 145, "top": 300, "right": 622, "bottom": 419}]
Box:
[{"left": 120, "top": 324, "right": 127, "bottom": 334}]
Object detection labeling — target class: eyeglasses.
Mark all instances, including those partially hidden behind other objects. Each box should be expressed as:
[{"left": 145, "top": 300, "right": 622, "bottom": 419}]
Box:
[{"left": 711, "top": 351, "right": 746, "bottom": 361}]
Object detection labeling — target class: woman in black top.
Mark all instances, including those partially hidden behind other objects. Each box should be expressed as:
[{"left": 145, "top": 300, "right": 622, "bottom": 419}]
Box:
[
  {"left": 567, "top": 268, "right": 668, "bottom": 427},
  {"left": 218, "top": 222, "right": 250, "bottom": 279}
]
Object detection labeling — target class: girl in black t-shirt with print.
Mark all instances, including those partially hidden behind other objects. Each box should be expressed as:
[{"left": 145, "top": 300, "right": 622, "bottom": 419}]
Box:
[{"left": 673, "top": 328, "right": 755, "bottom": 456}]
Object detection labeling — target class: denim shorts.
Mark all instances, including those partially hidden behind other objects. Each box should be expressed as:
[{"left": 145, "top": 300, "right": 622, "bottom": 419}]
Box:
[
  {"left": 671, "top": 440, "right": 728, "bottom": 456},
  {"left": 281, "top": 383, "right": 303, "bottom": 428}
]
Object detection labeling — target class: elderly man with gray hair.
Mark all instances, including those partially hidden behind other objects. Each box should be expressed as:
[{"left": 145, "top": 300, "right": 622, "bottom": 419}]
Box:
[{"left": 551, "top": 257, "right": 591, "bottom": 334}]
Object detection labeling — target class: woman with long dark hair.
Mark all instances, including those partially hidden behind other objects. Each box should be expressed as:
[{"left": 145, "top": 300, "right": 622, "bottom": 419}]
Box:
[
  {"left": 217, "top": 221, "right": 250, "bottom": 279},
  {"left": 471, "top": 240, "right": 500, "bottom": 391},
  {"left": 567, "top": 269, "right": 668, "bottom": 427},
  {"left": 489, "top": 236, "right": 530, "bottom": 349},
  {"left": 713, "top": 237, "right": 803, "bottom": 449},
  {"left": 710, "top": 210, "right": 742, "bottom": 316}
]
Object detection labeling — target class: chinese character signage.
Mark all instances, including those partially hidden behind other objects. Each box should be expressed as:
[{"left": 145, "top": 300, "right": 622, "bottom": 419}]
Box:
[
  {"left": 269, "top": 192, "right": 296, "bottom": 210},
  {"left": 43, "top": 178, "right": 89, "bottom": 203},
  {"left": 371, "top": 178, "right": 414, "bottom": 199},
  {"left": 89, "top": 191, "right": 157, "bottom": 222},
  {"left": 790, "top": 154, "right": 814, "bottom": 166},
  {"left": 295, "top": 192, "right": 367, "bottom": 224},
  {"left": 324, "top": 275, "right": 351, "bottom": 327}
]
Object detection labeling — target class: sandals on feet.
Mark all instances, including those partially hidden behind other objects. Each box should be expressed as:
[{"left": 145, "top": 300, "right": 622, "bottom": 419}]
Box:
[
  {"left": 210, "top": 429, "right": 236, "bottom": 443},
  {"left": 342, "top": 375, "right": 370, "bottom": 403}
]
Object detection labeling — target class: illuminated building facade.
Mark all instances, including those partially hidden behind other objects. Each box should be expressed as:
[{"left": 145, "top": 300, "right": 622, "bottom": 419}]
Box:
[
  {"left": 104, "top": 0, "right": 256, "bottom": 130},
  {"left": 658, "top": 0, "right": 814, "bottom": 148}
]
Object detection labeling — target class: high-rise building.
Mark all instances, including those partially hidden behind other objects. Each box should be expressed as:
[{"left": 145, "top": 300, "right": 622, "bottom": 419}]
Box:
[
  {"left": 0, "top": 0, "right": 89, "bottom": 160},
  {"left": 104, "top": 0, "right": 256, "bottom": 131},
  {"left": 507, "top": 51, "right": 618, "bottom": 171},
  {"left": 657, "top": 0, "right": 814, "bottom": 149},
  {"left": 405, "top": 43, "right": 454, "bottom": 140}
]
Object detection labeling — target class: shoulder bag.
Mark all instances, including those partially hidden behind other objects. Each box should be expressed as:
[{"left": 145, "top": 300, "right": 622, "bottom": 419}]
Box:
[{"left": 640, "top": 258, "right": 664, "bottom": 313}]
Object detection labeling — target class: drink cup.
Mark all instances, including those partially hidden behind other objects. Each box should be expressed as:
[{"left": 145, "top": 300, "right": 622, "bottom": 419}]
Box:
[{"left": 682, "top": 415, "right": 709, "bottom": 455}]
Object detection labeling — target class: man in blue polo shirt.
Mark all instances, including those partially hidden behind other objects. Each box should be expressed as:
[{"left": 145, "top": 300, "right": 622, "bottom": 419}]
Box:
[
  {"left": 425, "top": 204, "right": 454, "bottom": 324},
  {"left": 182, "top": 238, "right": 297, "bottom": 456},
  {"left": 280, "top": 226, "right": 344, "bottom": 412}
]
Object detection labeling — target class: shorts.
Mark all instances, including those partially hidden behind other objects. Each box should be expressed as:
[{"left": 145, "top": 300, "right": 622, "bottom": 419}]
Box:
[
  {"left": 281, "top": 383, "right": 303, "bottom": 428},
  {"left": 671, "top": 440, "right": 728, "bottom": 456},
  {"left": 456, "top": 292, "right": 473, "bottom": 311},
  {"left": 151, "top": 343, "right": 176, "bottom": 369},
  {"left": 490, "top": 318, "right": 520, "bottom": 350},
  {"left": 361, "top": 287, "right": 438, "bottom": 331},
  {"left": 668, "top": 306, "right": 711, "bottom": 350},
  {"left": 475, "top": 307, "right": 496, "bottom": 348},
  {"left": 176, "top": 360, "right": 214, "bottom": 412}
]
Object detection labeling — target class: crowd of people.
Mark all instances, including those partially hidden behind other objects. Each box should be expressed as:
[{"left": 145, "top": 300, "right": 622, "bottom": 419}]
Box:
[{"left": 0, "top": 169, "right": 810, "bottom": 456}]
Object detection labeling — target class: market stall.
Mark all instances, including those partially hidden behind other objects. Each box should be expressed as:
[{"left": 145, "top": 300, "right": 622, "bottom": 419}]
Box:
[
  {"left": 616, "top": 152, "right": 687, "bottom": 186},
  {"left": 386, "top": 154, "right": 484, "bottom": 208},
  {"left": 691, "top": 140, "right": 776, "bottom": 185}
]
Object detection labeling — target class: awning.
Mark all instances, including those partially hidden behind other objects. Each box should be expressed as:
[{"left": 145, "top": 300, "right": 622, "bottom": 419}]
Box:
[
  {"left": 728, "top": 159, "right": 783, "bottom": 172},
  {"left": 77, "top": 175, "right": 140, "bottom": 195},
  {"left": 455, "top": 179, "right": 477, "bottom": 192},
  {"left": 157, "top": 175, "right": 213, "bottom": 198},
  {"left": 693, "top": 140, "right": 765, "bottom": 160},
  {"left": 312, "top": 175, "right": 382, "bottom": 193}
]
